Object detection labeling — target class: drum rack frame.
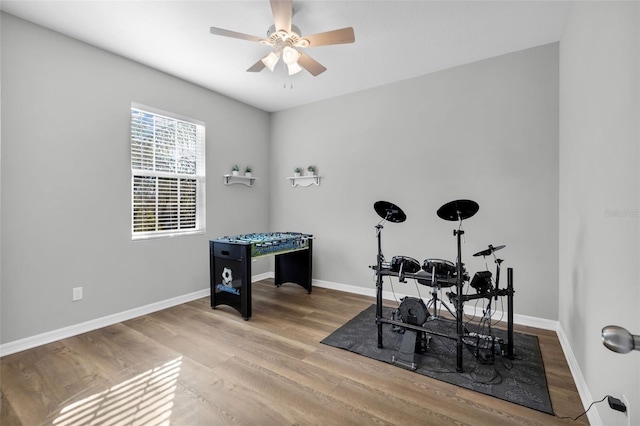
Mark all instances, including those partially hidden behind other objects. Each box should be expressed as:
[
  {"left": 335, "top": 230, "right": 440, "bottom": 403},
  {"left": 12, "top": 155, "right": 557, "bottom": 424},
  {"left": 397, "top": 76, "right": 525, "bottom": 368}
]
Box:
[
  {"left": 373, "top": 263, "right": 515, "bottom": 372},
  {"left": 371, "top": 199, "right": 514, "bottom": 373}
]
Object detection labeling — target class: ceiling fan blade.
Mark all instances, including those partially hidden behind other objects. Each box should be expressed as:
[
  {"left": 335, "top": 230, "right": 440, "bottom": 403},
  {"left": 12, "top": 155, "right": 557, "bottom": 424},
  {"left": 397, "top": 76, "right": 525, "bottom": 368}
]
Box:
[
  {"left": 247, "top": 59, "right": 266, "bottom": 73},
  {"left": 303, "top": 27, "right": 355, "bottom": 47},
  {"left": 297, "top": 51, "right": 327, "bottom": 77},
  {"left": 270, "top": 0, "right": 292, "bottom": 33},
  {"left": 210, "top": 27, "right": 265, "bottom": 43}
]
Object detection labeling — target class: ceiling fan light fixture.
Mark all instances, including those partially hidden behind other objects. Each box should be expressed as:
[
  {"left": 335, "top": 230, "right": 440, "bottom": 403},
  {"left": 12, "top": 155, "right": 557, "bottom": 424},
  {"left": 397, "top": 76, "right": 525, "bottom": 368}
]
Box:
[
  {"left": 209, "top": 1, "right": 355, "bottom": 78},
  {"left": 287, "top": 62, "right": 303, "bottom": 75},
  {"left": 282, "top": 46, "right": 300, "bottom": 65},
  {"left": 261, "top": 51, "right": 280, "bottom": 71}
]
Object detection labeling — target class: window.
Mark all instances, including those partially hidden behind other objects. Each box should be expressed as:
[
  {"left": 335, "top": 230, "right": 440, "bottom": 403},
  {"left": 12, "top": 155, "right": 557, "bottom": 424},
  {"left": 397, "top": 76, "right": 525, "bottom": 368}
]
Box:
[{"left": 131, "top": 104, "right": 205, "bottom": 239}]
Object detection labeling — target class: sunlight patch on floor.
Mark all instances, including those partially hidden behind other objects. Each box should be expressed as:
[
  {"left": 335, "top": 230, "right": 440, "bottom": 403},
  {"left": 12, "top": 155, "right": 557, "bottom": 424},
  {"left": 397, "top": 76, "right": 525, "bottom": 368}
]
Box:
[{"left": 53, "top": 356, "right": 182, "bottom": 426}]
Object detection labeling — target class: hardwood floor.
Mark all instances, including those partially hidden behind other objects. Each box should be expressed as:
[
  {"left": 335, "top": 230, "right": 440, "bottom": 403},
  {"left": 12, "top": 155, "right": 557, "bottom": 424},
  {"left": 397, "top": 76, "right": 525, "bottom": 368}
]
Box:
[{"left": 1, "top": 280, "right": 588, "bottom": 425}]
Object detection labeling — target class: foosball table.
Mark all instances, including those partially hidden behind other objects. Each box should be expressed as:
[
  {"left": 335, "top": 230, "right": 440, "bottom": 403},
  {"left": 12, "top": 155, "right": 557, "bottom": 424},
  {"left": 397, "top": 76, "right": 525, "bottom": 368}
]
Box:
[{"left": 209, "top": 232, "right": 313, "bottom": 319}]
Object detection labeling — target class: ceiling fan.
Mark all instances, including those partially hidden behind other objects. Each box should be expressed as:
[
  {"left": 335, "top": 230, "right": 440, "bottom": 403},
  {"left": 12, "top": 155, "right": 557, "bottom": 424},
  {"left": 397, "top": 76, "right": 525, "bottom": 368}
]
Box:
[{"left": 209, "top": 0, "right": 355, "bottom": 77}]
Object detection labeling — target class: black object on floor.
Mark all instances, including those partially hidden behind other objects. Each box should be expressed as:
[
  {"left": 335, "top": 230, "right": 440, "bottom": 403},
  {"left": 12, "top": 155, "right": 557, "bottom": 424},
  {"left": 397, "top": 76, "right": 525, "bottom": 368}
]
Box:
[{"left": 321, "top": 305, "right": 554, "bottom": 415}]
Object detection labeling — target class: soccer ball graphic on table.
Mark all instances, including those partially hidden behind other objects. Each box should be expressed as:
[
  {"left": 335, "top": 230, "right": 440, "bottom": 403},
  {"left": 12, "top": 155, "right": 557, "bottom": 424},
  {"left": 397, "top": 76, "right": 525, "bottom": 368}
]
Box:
[{"left": 222, "top": 267, "right": 233, "bottom": 286}]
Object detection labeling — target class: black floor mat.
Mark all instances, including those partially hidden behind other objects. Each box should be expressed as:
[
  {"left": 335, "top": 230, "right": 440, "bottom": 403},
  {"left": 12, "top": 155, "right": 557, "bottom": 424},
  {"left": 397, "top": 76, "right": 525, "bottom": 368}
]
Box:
[{"left": 321, "top": 305, "right": 554, "bottom": 415}]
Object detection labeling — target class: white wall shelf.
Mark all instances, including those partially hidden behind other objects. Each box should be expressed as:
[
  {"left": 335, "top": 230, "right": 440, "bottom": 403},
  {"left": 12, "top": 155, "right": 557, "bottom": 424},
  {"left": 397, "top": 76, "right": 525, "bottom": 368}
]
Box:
[
  {"left": 224, "top": 174, "right": 257, "bottom": 187},
  {"left": 287, "top": 175, "right": 320, "bottom": 187}
]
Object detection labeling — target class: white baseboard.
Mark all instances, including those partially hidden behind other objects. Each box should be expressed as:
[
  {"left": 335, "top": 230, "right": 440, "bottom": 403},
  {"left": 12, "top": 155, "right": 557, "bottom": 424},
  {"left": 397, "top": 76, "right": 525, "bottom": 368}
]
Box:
[
  {"left": 462, "top": 303, "right": 559, "bottom": 331},
  {"left": 0, "top": 288, "right": 210, "bottom": 357},
  {"left": 251, "top": 272, "right": 273, "bottom": 283},
  {"left": 555, "top": 326, "right": 602, "bottom": 425},
  {"left": 1, "top": 274, "right": 595, "bottom": 424},
  {"left": 0, "top": 273, "right": 279, "bottom": 357},
  {"left": 312, "top": 278, "right": 376, "bottom": 297},
  {"left": 314, "top": 279, "right": 559, "bottom": 330}
]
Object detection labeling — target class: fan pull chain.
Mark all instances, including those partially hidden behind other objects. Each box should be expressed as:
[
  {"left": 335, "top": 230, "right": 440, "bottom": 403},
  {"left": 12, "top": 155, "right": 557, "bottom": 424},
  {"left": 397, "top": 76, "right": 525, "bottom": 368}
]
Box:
[{"left": 283, "top": 79, "right": 294, "bottom": 89}]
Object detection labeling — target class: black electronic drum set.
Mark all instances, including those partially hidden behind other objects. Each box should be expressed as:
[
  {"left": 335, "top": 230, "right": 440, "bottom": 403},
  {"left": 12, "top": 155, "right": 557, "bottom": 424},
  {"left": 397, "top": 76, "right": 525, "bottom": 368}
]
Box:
[{"left": 371, "top": 200, "right": 515, "bottom": 372}]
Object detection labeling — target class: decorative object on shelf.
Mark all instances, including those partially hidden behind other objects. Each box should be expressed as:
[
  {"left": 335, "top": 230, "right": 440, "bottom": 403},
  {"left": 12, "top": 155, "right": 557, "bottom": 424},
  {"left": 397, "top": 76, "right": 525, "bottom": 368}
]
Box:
[
  {"left": 245, "top": 166, "right": 252, "bottom": 177},
  {"left": 231, "top": 164, "right": 240, "bottom": 176},
  {"left": 294, "top": 167, "right": 302, "bottom": 177},
  {"left": 307, "top": 165, "right": 316, "bottom": 176}
]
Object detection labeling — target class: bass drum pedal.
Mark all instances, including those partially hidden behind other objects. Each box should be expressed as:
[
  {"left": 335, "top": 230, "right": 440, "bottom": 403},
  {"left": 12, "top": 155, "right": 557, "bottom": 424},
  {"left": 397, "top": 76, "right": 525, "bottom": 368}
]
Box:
[{"left": 391, "top": 297, "right": 431, "bottom": 370}]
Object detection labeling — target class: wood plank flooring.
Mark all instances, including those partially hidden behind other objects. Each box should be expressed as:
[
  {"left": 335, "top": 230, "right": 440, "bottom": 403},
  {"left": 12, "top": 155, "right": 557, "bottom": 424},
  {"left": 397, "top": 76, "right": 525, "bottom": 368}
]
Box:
[{"left": 1, "top": 280, "right": 588, "bottom": 425}]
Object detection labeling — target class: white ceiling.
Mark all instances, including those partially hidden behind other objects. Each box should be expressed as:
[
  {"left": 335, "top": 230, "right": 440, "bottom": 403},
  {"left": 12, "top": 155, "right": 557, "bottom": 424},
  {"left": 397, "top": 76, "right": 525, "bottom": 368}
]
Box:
[{"left": 1, "top": 0, "right": 570, "bottom": 112}]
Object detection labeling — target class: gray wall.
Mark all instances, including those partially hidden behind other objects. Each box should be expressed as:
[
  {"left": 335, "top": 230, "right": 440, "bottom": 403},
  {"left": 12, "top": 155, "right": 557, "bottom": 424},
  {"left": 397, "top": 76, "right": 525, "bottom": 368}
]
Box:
[
  {"left": 559, "top": 2, "right": 639, "bottom": 424},
  {"left": 0, "top": 13, "right": 271, "bottom": 343},
  {"left": 270, "top": 43, "right": 560, "bottom": 320}
]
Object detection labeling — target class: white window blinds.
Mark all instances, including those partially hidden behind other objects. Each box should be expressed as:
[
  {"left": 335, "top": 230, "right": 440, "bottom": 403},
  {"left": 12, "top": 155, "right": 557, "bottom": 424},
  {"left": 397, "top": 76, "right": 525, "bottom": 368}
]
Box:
[{"left": 131, "top": 104, "right": 205, "bottom": 239}]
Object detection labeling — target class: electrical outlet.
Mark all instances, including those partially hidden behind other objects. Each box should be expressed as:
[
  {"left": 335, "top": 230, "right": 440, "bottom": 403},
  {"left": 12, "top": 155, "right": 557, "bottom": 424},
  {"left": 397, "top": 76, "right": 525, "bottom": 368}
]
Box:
[
  {"left": 622, "top": 394, "right": 630, "bottom": 426},
  {"left": 72, "top": 287, "right": 83, "bottom": 301}
]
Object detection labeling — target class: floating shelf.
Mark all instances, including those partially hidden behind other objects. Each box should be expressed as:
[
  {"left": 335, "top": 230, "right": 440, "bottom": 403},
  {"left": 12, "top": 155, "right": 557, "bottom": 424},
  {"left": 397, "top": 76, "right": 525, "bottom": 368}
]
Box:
[
  {"left": 287, "top": 175, "right": 320, "bottom": 187},
  {"left": 224, "top": 174, "right": 257, "bottom": 187}
]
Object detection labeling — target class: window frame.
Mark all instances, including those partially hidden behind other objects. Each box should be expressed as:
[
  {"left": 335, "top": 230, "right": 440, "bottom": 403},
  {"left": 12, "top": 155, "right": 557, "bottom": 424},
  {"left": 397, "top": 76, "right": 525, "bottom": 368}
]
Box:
[{"left": 130, "top": 103, "right": 206, "bottom": 240}]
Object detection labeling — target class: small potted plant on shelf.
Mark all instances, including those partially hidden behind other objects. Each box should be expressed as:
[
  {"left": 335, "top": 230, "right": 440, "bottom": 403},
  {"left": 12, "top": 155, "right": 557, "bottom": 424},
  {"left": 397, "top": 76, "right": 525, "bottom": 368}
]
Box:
[
  {"left": 307, "top": 165, "right": 316, "bottom": 176},
  {"left": 245, "top": 166, "right": 252, "bottom": 177},
  {"left": 294, "top": 167, "right": 302, "bottom": 177},
  {"left": 231, "top": 165, "right": 239, "bottom": 176}
]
